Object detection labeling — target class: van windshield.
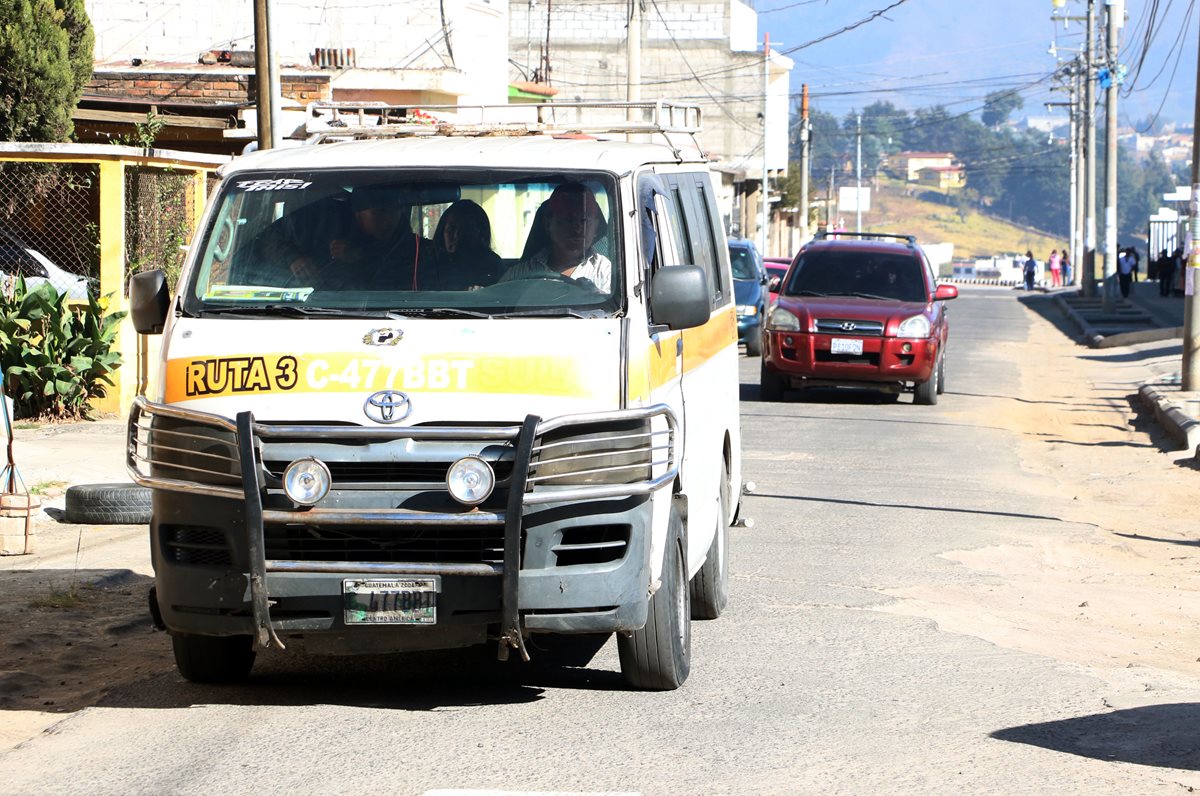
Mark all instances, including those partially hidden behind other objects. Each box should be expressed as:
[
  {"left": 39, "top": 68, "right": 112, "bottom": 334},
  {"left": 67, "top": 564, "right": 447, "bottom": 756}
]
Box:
[{"left": 183, "top": 169, "right": 621, "bottom": 318}]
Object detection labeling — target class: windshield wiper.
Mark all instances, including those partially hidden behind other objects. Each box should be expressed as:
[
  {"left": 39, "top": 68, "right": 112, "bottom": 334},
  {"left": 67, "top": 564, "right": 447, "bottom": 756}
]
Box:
[
  {"left": 386, "top": 307, "right": 494, "bottom": 319},
  {"left": 491, "top": 307, "right": 606, "bottom": 319},
  {"left": 848, "top": 292, "right": 892, "bottom": 301},
  {"left": 789, "top": 290, "right": 830, "bottom": 297},
  {"left": 197, "top": 305, "right": 404, "bottom": 319}
]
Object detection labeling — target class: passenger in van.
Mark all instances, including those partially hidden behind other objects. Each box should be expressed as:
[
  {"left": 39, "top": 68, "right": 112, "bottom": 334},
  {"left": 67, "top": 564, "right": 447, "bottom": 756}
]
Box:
[
  {"left": 322, "top": 186, "right": 432, "bottom": 290},
  {"left": 501, "top": 182, "right": 611, "bottom": 292},
  {"left": 427, "top": 199, "right": 503, "bottom": 290}
]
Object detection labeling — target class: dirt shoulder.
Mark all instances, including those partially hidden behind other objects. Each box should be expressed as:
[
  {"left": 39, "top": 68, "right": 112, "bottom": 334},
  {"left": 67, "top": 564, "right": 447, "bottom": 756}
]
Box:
[{"left": 878, "top": 293, "right": 1200, "bottom": 682}]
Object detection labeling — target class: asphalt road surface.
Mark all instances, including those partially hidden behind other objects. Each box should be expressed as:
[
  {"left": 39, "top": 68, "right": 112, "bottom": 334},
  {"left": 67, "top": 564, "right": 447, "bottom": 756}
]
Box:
[{"left": 2, "top": 287, "right": 1199, "bottom": 794}]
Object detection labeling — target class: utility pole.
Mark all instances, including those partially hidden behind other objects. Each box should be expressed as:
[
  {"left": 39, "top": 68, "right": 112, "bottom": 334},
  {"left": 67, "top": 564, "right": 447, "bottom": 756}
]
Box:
[
  {"left": 827, "top": 166, "right": 834, "bottom": 231},
  {"left": 626, "top": 0, "right": 641, "bottom": 105},
  {"left": 855, "top": 113, "right": 862, "bottom": 233},
  {"left": 253, "top": 0, "right": 279, "bottom": 150},
  {"left": 1182, "top": 10, "right": 1200, "bottom": 388},
  {"left": 799, "top": 84, "right": 811, "bottom": 245},
  {"left": 1074, "top": 61, "right": 1085, "bottom": 285},
  {"left": 759, "top": 33, "right": 770, "bottom": 256},
  {"left": 1101, "top": 0, "right": 1121, "bottom": 311}
]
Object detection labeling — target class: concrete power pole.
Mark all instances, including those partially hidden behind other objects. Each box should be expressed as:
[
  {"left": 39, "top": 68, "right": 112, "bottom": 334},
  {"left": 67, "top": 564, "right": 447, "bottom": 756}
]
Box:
[
  {"left": 253, "top": 0, "right": 280, "bottom": 150},
  {"left": 759, "top": 33, "right": 770, "bottom": 256},
  {"left": 1083, "top": 0, "right": 1098, "bottom": 298},
  {"left": 855, "top": 113, "right": 862, "bottom": 233},
  {"left": 1182, "top": 12, "right": 1200, "bottom": 389},
  {"left": 799, "top": 84, "right": 811, "bottom": 246},
  {"left": 1101, "top": 0, "right": 1121, "bottom": 312}
]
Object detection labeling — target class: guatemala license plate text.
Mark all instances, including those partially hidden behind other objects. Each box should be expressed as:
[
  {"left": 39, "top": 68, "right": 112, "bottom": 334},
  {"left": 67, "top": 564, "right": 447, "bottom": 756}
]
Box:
[
  {"left": 830, "top": 338, "right": 864, "bottom": 355},
  {"left": 343, "top": 578, "right": 438, "bottom": 625}
]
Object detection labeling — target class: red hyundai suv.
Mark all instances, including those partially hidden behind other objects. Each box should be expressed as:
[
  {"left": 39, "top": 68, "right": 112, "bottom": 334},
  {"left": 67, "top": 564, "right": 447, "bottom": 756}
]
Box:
[{"left": 760, "top": 232, "right": 958, "bottom": 405}]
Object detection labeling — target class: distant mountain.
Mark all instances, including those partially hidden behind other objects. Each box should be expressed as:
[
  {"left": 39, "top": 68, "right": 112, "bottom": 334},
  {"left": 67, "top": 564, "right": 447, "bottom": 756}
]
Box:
[{"left": 762, "top": 0, "right": 1194, "bottom": 126}]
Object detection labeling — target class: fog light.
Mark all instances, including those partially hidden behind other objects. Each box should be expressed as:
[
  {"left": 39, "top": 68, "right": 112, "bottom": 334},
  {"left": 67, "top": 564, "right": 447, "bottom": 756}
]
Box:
[
  {"left": 283, "top": 457, "right": 331, "bottom": 505},
  {"left": 785, "top": 336, "right": 794, "bottom": 346},
  {"left": 447, "top": 456, "right": 495, "bottom": 505},
  {"left": 902, "top": 342, "right": 913, "bottom": 353}
]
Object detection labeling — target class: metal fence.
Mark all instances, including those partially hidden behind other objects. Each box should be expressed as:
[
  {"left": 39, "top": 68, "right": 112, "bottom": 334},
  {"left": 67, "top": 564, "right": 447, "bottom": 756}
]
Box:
[
  {"left": 0, "top": 162, "right": 100, "bottom": 299},
  {"left": 124, "top": 165, "right": 201, "bottom": 292}
]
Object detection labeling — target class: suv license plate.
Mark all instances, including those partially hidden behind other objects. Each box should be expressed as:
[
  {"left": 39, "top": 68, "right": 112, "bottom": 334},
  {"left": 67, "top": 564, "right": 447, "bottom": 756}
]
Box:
[
  {"left": 830, "top": 338, "right": 864, "bottom": 355},
  {"left": 343, "top": 577, "right": 438, "bottom": 625}
]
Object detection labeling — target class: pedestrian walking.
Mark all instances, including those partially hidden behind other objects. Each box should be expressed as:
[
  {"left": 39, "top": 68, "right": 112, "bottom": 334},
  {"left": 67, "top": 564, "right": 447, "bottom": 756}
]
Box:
[
  {"left": 1157, "top": 248, "right": 1175, "bottom": 297},
  {"left": 1047, "top": 249, "right": 1061, "bottom": 287},
  {"left": 1060, "top": 249, "right": 1072, "bottom": 287},
  {"left": 1023, "top": 250, "right": 1037, "bottom": 291},
  {"left": 1117, "top": 247, "right": 1135, "bottom": 298}
]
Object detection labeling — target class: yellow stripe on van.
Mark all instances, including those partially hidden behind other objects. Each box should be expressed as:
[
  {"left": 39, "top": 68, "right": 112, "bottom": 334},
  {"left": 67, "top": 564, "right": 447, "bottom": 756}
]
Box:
[
  {"left": 164, "top": 352, "right": 600, "bottom": 403},
  {"left": 630, "top": 304, "right": 738, "bottom": 402}
]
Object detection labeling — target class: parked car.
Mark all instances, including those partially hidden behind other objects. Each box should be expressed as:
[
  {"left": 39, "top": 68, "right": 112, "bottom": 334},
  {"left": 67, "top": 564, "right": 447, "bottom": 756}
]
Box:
[
  {"left": 760, "top": 232, "right": 958, "bottom": 405},
  {"left": 763, "top": 256, "right": 790, "bottom": 306},
  {"left": 728, "top": 237, "right": 768, "bottom": 356},
  {"left": 0, "top": 228, "right": 90, "bottom": 300}
]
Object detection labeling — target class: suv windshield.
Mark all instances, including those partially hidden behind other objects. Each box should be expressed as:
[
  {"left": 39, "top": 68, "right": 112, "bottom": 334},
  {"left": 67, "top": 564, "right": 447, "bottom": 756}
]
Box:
[
  {"left": 728, "top": 245, "right": 759, "bottom": 281},
  {"left": 784, "top": 249, "right": 927, "bottom": 303},
  {"left": 183, "top": 169, "right": 621, "bottom": 318}
]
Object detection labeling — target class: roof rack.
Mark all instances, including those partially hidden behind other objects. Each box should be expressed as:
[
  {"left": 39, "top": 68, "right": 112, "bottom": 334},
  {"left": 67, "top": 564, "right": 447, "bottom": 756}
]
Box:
[
  {"left": 814, "top": 231, "right": 917, "bottom": 246},
  {"left": 301, "top": 100, "right": 705, "bottom": 156}
]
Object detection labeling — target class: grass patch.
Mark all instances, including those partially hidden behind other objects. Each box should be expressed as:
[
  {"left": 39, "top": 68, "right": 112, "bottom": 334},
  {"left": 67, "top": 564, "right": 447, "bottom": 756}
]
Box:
[
  {"left": 29, "top": 480, "right": 68, "bottom": 496},
  {"left": 30, "top": 586, "right": 85, "bottom": 610},
  {"left": 13, "top": 422, "right": 39, "bottom": 430}
]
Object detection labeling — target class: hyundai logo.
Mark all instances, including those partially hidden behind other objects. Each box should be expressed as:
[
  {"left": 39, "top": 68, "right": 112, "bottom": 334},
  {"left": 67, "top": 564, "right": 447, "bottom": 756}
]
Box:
[
  {"left": 840, "top": 321, "right": 858, "bottom": 332},
  {"left": 364, "top": 390, "right": 412, "bottom": 424}
]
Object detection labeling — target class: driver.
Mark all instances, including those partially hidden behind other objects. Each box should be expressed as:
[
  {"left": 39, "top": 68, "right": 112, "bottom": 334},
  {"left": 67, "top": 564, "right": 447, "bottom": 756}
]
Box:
[{"left": 501, "top": 182, "right": 611, "bottom": 292}]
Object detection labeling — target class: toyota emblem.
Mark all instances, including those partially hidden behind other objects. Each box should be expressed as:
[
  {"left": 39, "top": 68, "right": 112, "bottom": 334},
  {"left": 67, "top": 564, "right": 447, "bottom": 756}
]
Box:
[{"left": 364, "top": 390, "right": 412, "bottom": 424}]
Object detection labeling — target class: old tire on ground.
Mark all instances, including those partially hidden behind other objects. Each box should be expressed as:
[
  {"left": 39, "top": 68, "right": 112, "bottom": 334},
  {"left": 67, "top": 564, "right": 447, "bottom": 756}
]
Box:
[
  {"left": 914, "top": 356, "right": 939, "bottom": 406},
  {"left": 64, "top": 483, "right": 152, "bottom": 525},
  {"left": 690, "top": 460, "right": 730, "bottom": 620},
  {"left": 172, "top": 634, "right": 256, "bottom": 684},
  {"left": 760, "top": 361, "right": 785, "bottom": 402},
  {"left": 618, "top": 507, "right": 691, "bottom": 690}
]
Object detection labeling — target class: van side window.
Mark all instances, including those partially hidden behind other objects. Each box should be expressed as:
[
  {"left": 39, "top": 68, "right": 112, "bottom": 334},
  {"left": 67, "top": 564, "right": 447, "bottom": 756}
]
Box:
[{"left": 664, "top": 173, "right": 724, "bottom": 309}]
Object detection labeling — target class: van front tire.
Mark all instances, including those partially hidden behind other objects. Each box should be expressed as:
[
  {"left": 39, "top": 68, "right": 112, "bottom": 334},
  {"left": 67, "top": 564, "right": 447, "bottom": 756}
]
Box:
[
  {"left": 618, "top": 508, "right": 691, "bottom": 690},
  {"left": 690, "top": 462, "right": 730, "bottom": 619},
  {"left": 172, "top": 634, "right": 256, "bottom": 684}
]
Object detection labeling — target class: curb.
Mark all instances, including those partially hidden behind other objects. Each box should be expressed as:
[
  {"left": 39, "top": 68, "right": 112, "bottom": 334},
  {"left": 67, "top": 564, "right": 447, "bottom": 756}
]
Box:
[
  {"left": 1138, "top": 384, "right": 1200, "bottom": 453},
  {"left": 1051, "top": 294, "right": 1177, "bottom": 349}
]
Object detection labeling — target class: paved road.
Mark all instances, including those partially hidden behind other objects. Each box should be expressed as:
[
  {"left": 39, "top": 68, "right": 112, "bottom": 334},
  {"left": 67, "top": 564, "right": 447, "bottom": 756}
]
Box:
[{"left": 2, "top": 288, "right": 1197, "bottom": 794}]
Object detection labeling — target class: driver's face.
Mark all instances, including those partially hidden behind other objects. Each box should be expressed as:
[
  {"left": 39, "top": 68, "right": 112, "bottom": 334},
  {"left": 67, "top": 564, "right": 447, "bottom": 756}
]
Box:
[{"left": 547, "top": 207, "right": 599, "bottom": 260}]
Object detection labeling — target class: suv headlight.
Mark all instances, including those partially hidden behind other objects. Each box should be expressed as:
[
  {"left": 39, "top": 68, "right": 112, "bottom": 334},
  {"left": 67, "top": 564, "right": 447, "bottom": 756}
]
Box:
[
  {"left": 767, "top": 306, "right": 801, "bottom": 332},
  {"left": 737, "top": 304, "right": 758, "bottom": 317},
  {"left": 896, "top": 314, "right": 931, "bottom": 338}
]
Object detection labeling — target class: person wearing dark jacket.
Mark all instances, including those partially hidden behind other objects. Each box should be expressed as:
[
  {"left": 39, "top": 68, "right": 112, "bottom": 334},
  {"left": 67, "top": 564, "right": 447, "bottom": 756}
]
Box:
[{"left": 1023, "top": 251, "right": 1037, "bottom": 291}]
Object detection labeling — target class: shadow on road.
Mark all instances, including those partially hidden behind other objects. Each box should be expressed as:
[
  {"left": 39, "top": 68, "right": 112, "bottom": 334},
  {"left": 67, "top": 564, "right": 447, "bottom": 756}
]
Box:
[
  {"left": 1080, "top": 342, "right": 1181, "bottom": 364},
  {"left": 1112, "top": 532, "right": 1200, "bottom": 548},
  {"left": 754, "top": 492, "right": 1066, "bottom": 524},
  {"left": 992, "top": 703, "right": 1200, "bottom": 771}
]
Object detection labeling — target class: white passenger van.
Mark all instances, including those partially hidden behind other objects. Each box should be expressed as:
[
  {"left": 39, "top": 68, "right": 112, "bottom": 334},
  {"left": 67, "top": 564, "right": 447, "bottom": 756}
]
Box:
[{"left": 128, "top": 102, "right": 742, "bottom": 690}]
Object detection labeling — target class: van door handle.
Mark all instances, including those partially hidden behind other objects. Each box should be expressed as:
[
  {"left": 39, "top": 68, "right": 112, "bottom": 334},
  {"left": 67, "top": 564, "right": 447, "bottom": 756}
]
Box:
[{"left": 676, "top": 338, "right": 683, "bottom": 356}]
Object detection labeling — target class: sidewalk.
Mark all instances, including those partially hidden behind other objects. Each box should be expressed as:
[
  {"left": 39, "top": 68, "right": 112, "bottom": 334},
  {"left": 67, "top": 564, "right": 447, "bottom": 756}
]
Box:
[{"left": 1053, "top": 279, "right": 1200, "bottom": 455}]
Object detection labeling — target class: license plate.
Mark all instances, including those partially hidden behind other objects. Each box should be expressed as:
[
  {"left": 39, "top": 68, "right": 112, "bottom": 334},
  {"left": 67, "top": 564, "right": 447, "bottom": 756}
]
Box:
[
  {"left": 830, "top": 337, "right": 864, "bottom": 355},
  {"left": 343, "top": 577, "right": 438, "bottom": 625}
]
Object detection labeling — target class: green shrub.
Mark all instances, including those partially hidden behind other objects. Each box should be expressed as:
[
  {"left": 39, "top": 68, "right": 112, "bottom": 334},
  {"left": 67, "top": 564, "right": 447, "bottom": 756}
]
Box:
[{"left": 0, "top": 279, "right": 126, "bottom": 420}]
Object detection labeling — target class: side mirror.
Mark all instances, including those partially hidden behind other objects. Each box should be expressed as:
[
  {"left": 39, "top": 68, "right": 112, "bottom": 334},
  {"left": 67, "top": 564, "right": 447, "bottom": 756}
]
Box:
[
  {"left": 934, "top": 283, "right": 959, "bottom": 301},
  {"left": 760, "top": 272, "right": 769, "bottom": 286},
  {"left": 130, "top": 269, "right": 170, "bottom": 334},
  {"left": 651, "top": 264, "right": 710, "bottom": 330}
]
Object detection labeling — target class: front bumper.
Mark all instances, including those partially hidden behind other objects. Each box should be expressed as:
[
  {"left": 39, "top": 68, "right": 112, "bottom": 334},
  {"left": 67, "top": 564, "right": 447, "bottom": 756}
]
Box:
[
  {"left": 128, "top": 398, "right": 678, "bottom": 660},
  {"left": 764, "top": 331, "right": 937, "bottom": 387},
  {"left": 736, "top": 314, "right": 761, "bottom": 344}
]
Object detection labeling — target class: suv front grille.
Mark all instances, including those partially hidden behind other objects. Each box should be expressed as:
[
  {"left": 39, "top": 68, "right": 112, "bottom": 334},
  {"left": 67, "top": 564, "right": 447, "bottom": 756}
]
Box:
[{"left": 815, "top": 318, "right": 884, "bottom": 336}]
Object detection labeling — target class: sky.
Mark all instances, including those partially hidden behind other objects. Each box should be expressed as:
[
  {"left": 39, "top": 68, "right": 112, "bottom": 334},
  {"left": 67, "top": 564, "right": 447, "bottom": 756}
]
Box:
[{"left": 754, "top": 0, "right": 1199, "bottom": 131}]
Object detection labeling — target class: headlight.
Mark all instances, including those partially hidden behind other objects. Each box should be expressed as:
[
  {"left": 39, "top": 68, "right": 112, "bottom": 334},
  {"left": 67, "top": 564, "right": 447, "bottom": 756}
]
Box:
[
  {"left": 446, "top": 456, "right": 495, "bottom": 505},
  {"left": 283, "top": 457, "right": 331, "bottom": 505},
  {"left": 737, "top": 304, "right": 758, "bottom": 317},
  {"left": 767, "top": 306, "right": 801, "bottom": 332},
  {"left": 896, "top": 314, "right": 932, "bottom": 338}
]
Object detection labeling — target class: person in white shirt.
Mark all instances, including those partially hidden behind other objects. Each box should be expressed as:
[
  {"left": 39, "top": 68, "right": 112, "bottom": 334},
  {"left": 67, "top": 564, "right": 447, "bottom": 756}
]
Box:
[
  {"left": 1117, "top": 247, "right": 1135, "bottom": 298},
  {"left": 502, "top": 182, "right": 612, "bottom": 293}
]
